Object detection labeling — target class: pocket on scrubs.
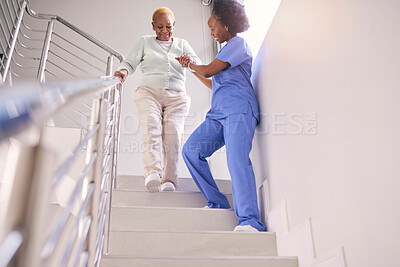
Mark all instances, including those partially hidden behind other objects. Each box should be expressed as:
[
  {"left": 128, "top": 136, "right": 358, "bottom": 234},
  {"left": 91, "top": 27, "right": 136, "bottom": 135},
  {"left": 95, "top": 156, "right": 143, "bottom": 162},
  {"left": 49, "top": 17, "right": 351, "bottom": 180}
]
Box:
[{"left": 223, "top": 97, "right": 248, "bottom": 114}]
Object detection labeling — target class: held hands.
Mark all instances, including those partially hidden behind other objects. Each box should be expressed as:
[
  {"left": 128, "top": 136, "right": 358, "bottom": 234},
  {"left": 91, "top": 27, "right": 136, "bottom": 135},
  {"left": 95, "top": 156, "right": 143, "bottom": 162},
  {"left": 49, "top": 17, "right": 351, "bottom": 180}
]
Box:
[
  {"left": 175, "top": 55, "right": 193, "bottom": 69},
  {"left": 113, "top": 69, "right": 128, "bottom": 83}
]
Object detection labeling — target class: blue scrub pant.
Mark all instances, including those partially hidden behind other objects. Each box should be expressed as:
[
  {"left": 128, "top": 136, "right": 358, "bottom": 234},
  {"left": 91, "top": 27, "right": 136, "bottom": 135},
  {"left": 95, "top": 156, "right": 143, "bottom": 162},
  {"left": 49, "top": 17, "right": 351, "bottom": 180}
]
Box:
[{"left": 182, "top": 109, "right": 266, "bottom": 231}]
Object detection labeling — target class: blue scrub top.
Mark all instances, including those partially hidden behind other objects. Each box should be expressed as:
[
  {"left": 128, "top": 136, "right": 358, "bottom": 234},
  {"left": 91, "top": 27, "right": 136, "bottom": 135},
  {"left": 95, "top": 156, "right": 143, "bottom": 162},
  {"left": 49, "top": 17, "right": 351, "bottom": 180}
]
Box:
[{"left": 206, "top": 36, "right": 260, "bottom": 123}]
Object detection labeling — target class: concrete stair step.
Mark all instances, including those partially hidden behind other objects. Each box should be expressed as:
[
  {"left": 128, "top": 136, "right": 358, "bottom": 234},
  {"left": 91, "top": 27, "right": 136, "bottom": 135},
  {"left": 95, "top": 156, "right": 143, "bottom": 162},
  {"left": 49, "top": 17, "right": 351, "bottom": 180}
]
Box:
[
  {"left": 110, "top": 206, "right": 237, "bottom": 231},
  {"left": 101, "top": 255, "right": 298, "bottom": 267},
  {"left": 108, "top": 230, "right": 278, "bottom": 257},
  {"left": 117, "top": 175, "right": 232, "bottom": 194},
  {"left": 112, "top": 189, "right": 233, "bottom": 208}
]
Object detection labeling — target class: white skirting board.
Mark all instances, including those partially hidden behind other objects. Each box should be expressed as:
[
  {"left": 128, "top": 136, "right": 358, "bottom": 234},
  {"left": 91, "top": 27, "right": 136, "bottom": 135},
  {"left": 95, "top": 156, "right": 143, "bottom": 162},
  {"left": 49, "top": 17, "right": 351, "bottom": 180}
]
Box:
[{"left": 258, "top": 180, "right": 347, "bottom": 267}]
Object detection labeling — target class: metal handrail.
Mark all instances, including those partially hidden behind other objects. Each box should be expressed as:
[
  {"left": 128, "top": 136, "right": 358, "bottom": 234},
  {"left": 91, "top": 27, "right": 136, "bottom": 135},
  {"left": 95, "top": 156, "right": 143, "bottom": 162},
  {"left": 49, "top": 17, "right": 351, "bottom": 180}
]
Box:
[
  {"left": 41, "top": 151, "right": 98, "bottom": 259},
  {"left": 1, "top": 0, "right": 27, "bottom": 80},
  {"left": 52, "top": 33, "right": 108, "bottom": 65},
  {"left": 25, "top": 4, "right": 124, "bottom": 62},
  {"left": 50, "top": 41, "right": 106, "bottom": 72},
  {"left": 53, "top": 123, "right": 100, "bottom": 187},
  {"left": 0, "top": 76, "right": 119, "bottom": 141},
  {"left": 1, "top": 0, "right": 124, "bottom": 83},
  {"left": 0, "top": 230, "right": 23, "bottom": 267},
  {"left": 0, "top": 77, "right": 123, "bottom": 267},
  {"left": 0, "top": 2, "right": 126, "bottom": 266}
]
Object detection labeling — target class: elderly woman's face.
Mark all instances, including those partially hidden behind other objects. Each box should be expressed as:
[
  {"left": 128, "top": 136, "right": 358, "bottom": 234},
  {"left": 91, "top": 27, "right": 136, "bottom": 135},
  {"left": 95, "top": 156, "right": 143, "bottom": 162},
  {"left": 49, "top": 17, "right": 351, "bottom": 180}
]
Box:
[{"left": 152, "top": 14, "right": 175, "bottom": 41}]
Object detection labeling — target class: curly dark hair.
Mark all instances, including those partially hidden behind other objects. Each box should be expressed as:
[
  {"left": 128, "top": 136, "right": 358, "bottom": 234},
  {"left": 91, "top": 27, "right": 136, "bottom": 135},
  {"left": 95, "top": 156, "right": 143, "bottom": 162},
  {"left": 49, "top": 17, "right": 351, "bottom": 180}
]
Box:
[{"left": 211, "top": 0, "right": 250, "bottom": 35}]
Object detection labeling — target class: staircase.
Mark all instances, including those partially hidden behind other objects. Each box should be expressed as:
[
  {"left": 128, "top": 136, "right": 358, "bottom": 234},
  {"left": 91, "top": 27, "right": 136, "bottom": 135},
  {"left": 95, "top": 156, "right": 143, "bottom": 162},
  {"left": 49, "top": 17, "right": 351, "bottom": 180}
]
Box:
[
  {"left": 0, "top": 2, "right": 299, "bottom": 266},
  {"left": 101, "top": 175, "right": 299, "bottom": 267}
]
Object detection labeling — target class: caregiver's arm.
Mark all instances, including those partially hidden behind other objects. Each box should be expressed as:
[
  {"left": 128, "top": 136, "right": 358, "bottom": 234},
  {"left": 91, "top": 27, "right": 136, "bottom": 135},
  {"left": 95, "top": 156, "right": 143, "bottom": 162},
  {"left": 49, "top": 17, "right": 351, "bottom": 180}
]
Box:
[
  {"left": 176, "top": 56, "right": 229, "bottom": 89},
  {"left": 193, "top": 72, "right": 212, "bottom": 90},
  {"left": 188, "top": 58, "right": 229, "bottom": 78}
]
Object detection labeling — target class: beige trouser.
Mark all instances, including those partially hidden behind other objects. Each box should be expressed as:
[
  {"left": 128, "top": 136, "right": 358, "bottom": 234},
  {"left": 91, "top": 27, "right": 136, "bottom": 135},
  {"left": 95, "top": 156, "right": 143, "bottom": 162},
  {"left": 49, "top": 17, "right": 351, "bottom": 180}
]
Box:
[{"left": 134, "top": 86, "right": 191, "bottom": 189}]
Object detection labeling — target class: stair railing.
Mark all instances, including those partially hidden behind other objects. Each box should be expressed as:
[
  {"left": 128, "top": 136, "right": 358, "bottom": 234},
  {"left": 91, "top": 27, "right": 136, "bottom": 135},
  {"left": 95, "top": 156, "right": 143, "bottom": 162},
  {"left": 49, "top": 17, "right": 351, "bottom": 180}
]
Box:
[
  {"left": 0, "top": 1, "right": 125, "bottom": 266},
  {"left": 1, "top": 0, "right": 124, "bottom": 83},
  {"left": 0, "top": 76, "right": 123, "bottom": 267}
]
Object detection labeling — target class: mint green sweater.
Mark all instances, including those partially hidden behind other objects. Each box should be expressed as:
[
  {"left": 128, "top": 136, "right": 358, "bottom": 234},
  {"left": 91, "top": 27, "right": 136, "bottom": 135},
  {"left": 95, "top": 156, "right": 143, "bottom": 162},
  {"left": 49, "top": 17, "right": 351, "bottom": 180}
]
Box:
[{"left": 118, "top": 35, "right": 200, "bottom": 92}]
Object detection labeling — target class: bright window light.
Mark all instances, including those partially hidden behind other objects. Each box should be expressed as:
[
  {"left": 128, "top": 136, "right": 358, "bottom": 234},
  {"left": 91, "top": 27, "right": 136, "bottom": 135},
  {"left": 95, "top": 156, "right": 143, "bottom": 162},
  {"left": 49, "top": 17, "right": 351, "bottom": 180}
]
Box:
[{"left": 240, "top": 0, "right": 282, "bottom": 60}]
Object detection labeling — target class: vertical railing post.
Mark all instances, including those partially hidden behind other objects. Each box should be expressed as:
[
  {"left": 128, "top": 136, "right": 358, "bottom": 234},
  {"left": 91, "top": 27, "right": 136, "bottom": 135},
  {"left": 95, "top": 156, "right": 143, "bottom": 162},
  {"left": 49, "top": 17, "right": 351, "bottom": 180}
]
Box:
[
  {"left": 106, "top": 55, "right": 113, "bottom": 76},
  {"left": 0, "top": 137, "right": 36, "bottom": 267},
  {"left": 2, "top": 0, "right": 27, "bottom": 83},
  {"left": 86, "top": 94, "right": 107, "bottom": 267},
  {"left": 37, "top": 19, "right": 54, "bottom": 83},
  {"left": 103, "top": 81, "right": 122, "bottom": 255},
  {"left": 114, "top": 83, "right": 123, "bottom": 189},
  {"left": 113, "top": 82, "right": 123, "bottom": 191},
  {"left": 14, "top": 130, "right": 54, "bottom": 267},
  {"left": 103, "top": 55, "right": 115, "bottom": 256}
]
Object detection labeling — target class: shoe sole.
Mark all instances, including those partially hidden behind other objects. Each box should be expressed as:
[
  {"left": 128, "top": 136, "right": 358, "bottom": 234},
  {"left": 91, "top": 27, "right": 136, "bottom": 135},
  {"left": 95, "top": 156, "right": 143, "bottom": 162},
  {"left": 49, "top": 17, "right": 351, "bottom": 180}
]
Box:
[
  {"left": 146, "top": 179, "right": 160, "bottom": 192},
  {"left": 233, "top": 226, "right": 259, "bottom": 232},
  {"left": 161, "top": 187, "right": 175, "bottom": 192}
]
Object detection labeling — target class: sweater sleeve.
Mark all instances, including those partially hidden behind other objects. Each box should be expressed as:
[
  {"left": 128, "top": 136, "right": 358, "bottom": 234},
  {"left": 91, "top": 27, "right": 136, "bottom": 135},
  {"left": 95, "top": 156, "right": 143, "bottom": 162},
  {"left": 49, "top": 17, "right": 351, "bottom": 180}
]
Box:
[
  {"left": 182, "top": 39, "right": 202, "bottom": 65},
  {"left": 117, "top": 37, "right": 145, "bottom": 75}
]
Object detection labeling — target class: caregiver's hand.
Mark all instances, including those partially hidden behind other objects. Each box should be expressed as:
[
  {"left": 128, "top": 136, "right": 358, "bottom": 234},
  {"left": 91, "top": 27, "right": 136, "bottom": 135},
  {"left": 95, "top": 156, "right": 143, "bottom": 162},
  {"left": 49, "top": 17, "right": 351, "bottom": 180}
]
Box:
[
  {"left": 113, "top": 69, "right": 128, "bottom": 83},
  {"left": 175, "top": 55, "right": 193, "bottom": 68}
]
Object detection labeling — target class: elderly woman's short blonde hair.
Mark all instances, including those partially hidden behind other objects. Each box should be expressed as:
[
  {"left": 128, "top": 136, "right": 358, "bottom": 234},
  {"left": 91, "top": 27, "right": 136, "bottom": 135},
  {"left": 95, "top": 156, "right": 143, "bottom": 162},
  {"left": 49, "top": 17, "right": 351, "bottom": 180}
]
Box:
[{"left": 152, "top": 7, "right": 175, "bottom": 22}]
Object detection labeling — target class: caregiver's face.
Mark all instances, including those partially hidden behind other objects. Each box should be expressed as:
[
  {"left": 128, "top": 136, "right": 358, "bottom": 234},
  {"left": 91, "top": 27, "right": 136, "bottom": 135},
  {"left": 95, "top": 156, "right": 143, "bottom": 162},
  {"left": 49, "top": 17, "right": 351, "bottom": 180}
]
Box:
[
  {"left": 208, "top": 15, "right": 228, "bottom": 44},
  {"left": 152, "top": 13, "right": 175, "bottom": 41}
]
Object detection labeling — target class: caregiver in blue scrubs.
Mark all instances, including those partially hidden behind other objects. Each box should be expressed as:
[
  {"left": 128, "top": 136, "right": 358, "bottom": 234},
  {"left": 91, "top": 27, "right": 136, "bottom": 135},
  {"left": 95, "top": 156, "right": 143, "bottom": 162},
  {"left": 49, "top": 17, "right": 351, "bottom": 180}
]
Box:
[{"left": 176, "top": 0, "right": 266, "bottom": 232}]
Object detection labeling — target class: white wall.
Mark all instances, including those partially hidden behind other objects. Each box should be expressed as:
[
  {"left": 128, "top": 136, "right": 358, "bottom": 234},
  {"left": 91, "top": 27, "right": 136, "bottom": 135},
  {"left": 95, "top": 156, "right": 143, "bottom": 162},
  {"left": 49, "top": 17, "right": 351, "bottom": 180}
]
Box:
[
  {"left": 251, "top": 0, "right": 400, "bottom": 266},
  {"left": 30, "top": 0, "right": 231, "bottom": 179}
]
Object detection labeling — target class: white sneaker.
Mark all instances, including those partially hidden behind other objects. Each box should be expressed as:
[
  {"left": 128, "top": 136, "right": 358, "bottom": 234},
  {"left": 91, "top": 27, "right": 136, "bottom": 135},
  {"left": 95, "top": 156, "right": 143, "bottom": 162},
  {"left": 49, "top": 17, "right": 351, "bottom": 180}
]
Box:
[
  {"left": 145, "top": 173, "right": 161, "bottom": 192},
  {"left": 160, "top": 182, "right": 175, "bottom": 192},
  {"left": 202, "top": 205, "right": 210, "bottom": 209},
  {"left": 233, "top": 225, "right": 259, "bottom": 232}
]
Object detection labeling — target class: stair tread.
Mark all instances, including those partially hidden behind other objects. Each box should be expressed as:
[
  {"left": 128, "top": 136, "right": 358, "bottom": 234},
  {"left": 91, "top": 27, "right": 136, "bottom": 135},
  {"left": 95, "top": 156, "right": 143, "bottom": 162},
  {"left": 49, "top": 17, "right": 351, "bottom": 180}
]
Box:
[
  {"left": 101, "top": 256, "right": 298, "bottom": 267},
  {"left": 112, "top": 182, "right": 234, "bottom": 208},
  {"left": 103, "top": 255, "right": 296, "bottom": 260},
  {"left": 116, "top": 175, "right": 232, "bottom": 194},
  {"left": 118, "top": 175, "right": 231, "bottom": 182},
  {"left": 111, "top": 205, "right": 233, "bottom": 211},
  {"left": 113, "top": 188, "right": 232, "bottom": 195},
  {"left": 109, "top": 228, "right": 273, "bottom": 234}
]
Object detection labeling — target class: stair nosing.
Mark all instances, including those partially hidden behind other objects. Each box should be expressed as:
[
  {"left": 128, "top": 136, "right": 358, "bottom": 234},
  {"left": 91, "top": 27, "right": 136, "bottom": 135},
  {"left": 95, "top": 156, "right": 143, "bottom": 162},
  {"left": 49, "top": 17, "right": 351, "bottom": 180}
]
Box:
[
  {"left": 117, "top": 175, "right": 231, "bottom": 182},
  {"left": 111, "top": 205, "right": 234, "bottom": 212},
  {"left": 109, "top": 228, "right": 273, "bottom": 235},
  {"left": 113, "top": 188, "right": 232, "bottom": 195},
  {"left": 102, "top": 254, "right": 297, "bottom": 260}
]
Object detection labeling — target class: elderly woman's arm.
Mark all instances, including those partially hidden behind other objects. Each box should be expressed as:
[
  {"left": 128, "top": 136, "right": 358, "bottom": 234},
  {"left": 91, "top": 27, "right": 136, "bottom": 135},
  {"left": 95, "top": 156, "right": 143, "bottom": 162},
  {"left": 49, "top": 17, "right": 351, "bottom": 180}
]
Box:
[{"left": 113, "top": 37, "right": 145, "bottom": 83}]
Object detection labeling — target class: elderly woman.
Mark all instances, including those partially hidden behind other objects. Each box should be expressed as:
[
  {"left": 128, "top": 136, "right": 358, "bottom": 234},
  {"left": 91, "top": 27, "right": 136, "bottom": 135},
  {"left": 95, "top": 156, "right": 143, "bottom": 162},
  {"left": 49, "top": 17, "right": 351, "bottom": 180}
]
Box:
[
  {"left": 176, "top": 0, "right": 266, "bottom": 232},
  {"left": 114, "top": 7, "right": 200, "bottom": 192}
]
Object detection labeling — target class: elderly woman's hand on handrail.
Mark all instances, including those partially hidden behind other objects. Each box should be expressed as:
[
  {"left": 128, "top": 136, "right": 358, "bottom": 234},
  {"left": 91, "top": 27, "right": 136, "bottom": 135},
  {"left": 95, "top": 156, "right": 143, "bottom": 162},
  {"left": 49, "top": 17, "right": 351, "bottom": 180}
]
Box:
[{"left": 113, "top": 69, "right": 128, "bottom": 83}]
